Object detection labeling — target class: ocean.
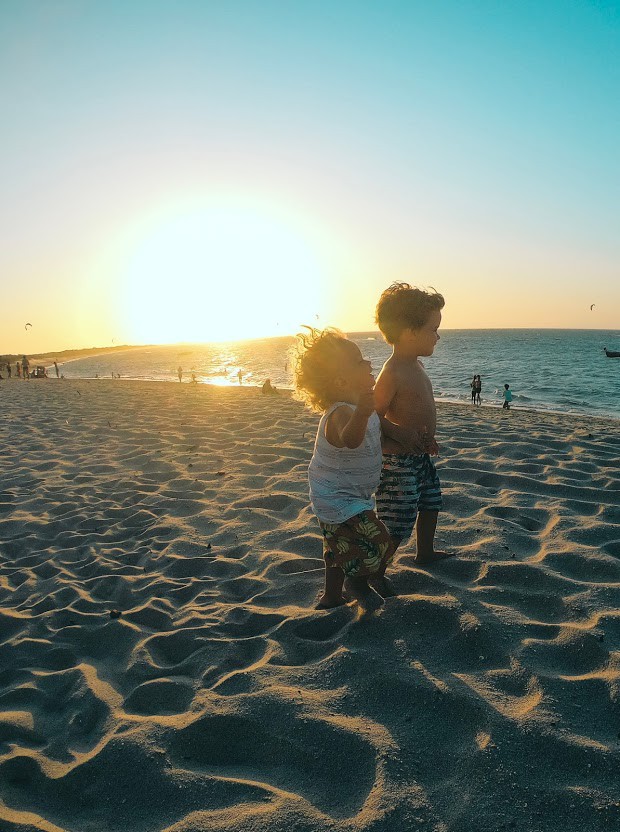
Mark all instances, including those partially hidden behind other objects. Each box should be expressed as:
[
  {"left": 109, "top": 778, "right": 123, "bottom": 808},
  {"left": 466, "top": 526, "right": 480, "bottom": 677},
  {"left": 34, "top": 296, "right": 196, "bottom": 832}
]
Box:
[{"left": 59, "top": 329, "right": 619, "bottom": 420}]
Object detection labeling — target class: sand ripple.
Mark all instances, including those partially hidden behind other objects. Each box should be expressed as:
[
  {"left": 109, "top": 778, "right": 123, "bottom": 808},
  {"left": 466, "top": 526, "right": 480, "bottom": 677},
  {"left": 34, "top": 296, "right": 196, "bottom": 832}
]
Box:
[{"left": 1, "top": 381, "right": 619, "bottom": 831}]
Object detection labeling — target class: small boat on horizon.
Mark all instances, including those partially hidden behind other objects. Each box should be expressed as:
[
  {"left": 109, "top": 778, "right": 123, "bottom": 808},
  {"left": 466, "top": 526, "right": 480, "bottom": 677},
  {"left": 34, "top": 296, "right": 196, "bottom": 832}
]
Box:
[{"left": 604, "top": 347, "right": 620, "bottom": 358}]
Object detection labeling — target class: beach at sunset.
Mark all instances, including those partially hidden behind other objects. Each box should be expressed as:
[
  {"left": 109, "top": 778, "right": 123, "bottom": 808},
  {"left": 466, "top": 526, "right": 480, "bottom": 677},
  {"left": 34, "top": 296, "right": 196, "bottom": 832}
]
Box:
[
  {"left": 1, "top": 378, "right": 619, "bottom": 831},
  {"left": 2, "top": 2, "right": 619, "bottom": 830}
]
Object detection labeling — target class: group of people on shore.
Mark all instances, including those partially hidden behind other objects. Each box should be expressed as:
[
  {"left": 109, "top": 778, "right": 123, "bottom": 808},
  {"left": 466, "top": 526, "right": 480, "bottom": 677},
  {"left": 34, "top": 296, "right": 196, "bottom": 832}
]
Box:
[
  {"left": 2, "top": 356, "right": 29, "bottom": 379},
  {"left": 470, "top": 374, "right": 514, "bottom": 408},
  {"left": 1, "top": 357, "right": 60, "bottom": 380}
]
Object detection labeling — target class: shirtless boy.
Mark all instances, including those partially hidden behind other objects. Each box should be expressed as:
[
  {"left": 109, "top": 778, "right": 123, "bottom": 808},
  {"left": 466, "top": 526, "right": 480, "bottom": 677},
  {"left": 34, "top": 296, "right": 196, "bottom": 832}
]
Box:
[{"left": 373, "top": 282, "right": 454, "bottom": 577}]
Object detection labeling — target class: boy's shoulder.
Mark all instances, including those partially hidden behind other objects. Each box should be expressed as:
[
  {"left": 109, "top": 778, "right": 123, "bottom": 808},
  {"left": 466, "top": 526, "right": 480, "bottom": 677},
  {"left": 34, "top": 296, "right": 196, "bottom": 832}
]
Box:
[{"left": 380, "top": 353, "right": 422, "bottom": 374}]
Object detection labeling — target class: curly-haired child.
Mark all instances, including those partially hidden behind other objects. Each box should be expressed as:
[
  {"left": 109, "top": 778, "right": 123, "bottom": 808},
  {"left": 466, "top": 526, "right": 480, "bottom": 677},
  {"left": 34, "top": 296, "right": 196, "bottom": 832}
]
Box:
[{"left": 294, "top": 327, "right": 395, "bottom": 615}]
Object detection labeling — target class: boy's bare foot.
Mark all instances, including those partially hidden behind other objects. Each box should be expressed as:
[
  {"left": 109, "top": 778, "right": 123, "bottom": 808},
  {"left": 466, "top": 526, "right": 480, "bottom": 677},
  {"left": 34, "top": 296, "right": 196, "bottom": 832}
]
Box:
[
  {"left": 315, "top": 593, "right": 348, "bottom": 610},
  {"left": 414, "top": 550, "right": 455, "bottom": 565},
  {"left": 368, "top": 575, "right": 398, "bottom": 597},
  {"left": 343, "top": 577, "right": 384, "bottom": 615}
]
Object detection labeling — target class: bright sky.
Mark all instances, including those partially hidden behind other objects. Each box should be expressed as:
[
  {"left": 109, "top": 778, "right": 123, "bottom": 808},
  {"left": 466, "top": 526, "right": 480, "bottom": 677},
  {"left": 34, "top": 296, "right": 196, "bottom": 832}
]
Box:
[{"left": 1, "top": 0, "right": 618, "bottom": 353}]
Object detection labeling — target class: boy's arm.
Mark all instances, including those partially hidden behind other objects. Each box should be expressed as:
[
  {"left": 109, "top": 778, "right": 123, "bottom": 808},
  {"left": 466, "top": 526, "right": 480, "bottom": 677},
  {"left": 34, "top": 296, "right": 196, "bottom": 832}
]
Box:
[{"left": 325, "top": 390, "right": 375, "bottom": 449}]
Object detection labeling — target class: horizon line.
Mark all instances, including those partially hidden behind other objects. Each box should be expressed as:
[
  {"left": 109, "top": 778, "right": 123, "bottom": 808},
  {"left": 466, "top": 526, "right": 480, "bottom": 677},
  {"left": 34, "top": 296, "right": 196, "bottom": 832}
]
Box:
[{"left": 2, "top": 326, "right": 619, "bottom": 359}]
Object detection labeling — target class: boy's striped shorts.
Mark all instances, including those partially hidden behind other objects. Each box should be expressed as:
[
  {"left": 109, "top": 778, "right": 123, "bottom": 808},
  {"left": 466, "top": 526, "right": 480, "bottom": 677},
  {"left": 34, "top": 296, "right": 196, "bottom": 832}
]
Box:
[{"left": 375, "top": 453, "right": 443, "bottom": 543}]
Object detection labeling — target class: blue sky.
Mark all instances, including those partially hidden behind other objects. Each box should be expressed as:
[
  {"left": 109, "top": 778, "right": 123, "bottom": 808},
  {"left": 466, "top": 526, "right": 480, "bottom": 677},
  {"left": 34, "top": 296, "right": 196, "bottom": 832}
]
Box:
[{"left": 1, "top": 0, "right": 618, "bottom": 351}]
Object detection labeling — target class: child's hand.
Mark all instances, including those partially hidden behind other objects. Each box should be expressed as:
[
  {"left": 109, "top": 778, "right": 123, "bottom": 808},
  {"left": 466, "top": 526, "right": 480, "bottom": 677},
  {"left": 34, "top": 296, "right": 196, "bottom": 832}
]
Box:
[
  {"left": 425, "top": 436, "right": 439, "bottom": 456},
  {"left": 356, "top": 388, "right": 376, "bottom": 418},
  {"left": 419, "top": 426, "right": 439, "bottom": 456},
  {"left": 401, "top": 430, "right": 427, "bottom": 454}
]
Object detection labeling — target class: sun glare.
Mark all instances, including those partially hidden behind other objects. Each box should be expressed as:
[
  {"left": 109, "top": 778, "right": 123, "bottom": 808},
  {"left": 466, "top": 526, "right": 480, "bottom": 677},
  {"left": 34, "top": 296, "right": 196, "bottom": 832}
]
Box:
[{"left": 117, "top": 198, "right": 325, "bottom": 344}]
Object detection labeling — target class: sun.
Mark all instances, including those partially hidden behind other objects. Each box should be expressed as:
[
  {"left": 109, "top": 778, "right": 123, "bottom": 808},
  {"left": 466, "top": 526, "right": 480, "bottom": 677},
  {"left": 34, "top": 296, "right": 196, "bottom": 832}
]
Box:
[{"left": 116, "top": 196, "right": 326, "bottom": 344}]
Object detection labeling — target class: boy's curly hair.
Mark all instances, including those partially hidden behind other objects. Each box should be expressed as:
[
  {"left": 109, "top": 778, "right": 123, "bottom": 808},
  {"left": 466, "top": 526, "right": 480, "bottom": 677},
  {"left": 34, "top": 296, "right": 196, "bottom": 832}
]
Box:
[
  {"left": 376, "top": 282, "right": 444, "bottom": 345},
  {"left": 292, "top": 326, "right": 348, "bottom": 412}
]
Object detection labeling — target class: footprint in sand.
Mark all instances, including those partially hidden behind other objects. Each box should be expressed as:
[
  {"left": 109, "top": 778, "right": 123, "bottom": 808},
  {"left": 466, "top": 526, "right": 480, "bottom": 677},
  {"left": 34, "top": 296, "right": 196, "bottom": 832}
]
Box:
[
  {"left": 168, "top": 697, "right": 378, "bottom": 818},
  {"left": 124, "top": 678, "right": 194, "bottom": 715}
]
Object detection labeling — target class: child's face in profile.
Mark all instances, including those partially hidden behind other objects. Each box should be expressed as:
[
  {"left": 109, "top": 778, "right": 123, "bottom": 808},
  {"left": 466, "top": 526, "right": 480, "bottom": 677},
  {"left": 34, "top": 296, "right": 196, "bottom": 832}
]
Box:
[
  {"left": 335, "top": 341, "right": 375, "bottom": 396},
  {"left": 405, "top": 310, "right": 442, "bottom": 356}
]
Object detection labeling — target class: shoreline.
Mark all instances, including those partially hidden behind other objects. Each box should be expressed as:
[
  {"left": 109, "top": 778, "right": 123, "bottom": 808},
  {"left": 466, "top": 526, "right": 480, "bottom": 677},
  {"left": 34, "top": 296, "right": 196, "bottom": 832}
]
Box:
[{"left": 6, "top": 373, "right": 620, "bottom": 424}]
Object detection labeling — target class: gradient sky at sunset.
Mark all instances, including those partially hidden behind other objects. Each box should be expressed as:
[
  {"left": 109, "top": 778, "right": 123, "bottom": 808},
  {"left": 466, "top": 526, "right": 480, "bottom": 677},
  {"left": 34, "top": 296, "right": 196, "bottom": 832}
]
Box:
[{"left": 1, "top": 0, "right": 618, "bottom": 353}]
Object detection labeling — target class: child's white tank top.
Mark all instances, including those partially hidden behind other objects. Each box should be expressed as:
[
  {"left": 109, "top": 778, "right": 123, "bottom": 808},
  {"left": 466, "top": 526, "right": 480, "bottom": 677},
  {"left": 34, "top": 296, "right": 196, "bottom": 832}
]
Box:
[{"left": 308, "top": 401, "right": 382, "bottom": 524}]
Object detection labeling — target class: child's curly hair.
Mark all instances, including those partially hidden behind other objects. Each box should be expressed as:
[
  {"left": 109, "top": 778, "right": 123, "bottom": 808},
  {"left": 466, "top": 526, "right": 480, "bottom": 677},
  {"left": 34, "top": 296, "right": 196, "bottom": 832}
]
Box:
[
  {"left": 376, "top": 282, "right": 444, "bottom": 344},
  {"left": 292, "top": 326, "right": 348, "bottom": 412}
]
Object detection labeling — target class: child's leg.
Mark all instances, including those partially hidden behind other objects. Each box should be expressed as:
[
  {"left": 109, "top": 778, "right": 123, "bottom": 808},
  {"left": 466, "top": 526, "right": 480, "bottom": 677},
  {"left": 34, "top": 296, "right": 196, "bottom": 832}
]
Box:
[
  {"left": 316, "top": 564, "right": 347, "bottom": 609},
  {"left": 415, "top": 510, "right": 454, "bottom": 563},
  {"left": 368, "top": 536, "right": 400, "bottom": 597},
  {"left": 343, "top": 575, "right": 384, "bottom": 614}
]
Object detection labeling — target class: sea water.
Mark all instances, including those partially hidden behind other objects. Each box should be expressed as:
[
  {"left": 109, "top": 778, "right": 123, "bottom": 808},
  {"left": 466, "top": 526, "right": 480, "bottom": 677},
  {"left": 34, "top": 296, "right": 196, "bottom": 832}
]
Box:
[{"left": 60, "top": 329, "right": 619, "bottom": 420}]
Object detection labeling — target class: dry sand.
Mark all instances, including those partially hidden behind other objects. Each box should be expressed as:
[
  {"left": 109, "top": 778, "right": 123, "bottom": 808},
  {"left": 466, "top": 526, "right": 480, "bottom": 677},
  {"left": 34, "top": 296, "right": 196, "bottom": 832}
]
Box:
[{"left": 1, "top": 378, "right": 619, "bottom": 832}]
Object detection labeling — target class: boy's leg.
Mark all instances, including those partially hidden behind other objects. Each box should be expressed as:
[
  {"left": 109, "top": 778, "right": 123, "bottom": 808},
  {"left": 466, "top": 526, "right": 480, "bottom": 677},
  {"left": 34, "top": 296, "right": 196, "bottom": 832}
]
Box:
[
  {"left": 375, "top": 454, "right": 418, "bottom": 590},
  {"left": 415, "top": 510, "right": 454, "bottom": 563},
  {"left": 316, "top": 564, "right": 347, "bottom": 609},
  {"left": 414, "top": 457, "right": 454, "bottom": 564}
]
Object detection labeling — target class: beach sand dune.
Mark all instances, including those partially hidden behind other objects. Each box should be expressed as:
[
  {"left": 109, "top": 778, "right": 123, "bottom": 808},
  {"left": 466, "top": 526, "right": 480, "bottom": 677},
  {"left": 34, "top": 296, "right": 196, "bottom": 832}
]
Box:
[{"left": 1, "top": 380, "right": 619, "bottom": 831}]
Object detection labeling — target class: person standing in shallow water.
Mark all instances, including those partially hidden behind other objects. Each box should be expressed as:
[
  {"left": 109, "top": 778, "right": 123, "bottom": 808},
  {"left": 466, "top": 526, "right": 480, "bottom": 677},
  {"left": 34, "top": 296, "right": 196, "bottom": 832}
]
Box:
[
  {"left": 471, "top": 374, "right": 482, "bottom": 405},
  {"left": 503, "top": 383, "right": 513, "bottom": 409},
  {"left": 177, "top": 366, "right": 183, "bottom": 383}
]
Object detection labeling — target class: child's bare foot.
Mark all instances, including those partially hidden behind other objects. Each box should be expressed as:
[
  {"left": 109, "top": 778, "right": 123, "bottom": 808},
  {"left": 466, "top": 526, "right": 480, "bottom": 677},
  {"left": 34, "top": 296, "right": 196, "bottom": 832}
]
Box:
[
  {"left": 368, "top": 575, "right": 398, "bottom": 597},
  {"left": 343, "top": 577, "right": 384, "bottom": 615},
  {"left": 414, "top": 550, "right": 455, "bottom": 565},
  {"left": 315, "top": 593, "right": 348, "bottom": 610}
]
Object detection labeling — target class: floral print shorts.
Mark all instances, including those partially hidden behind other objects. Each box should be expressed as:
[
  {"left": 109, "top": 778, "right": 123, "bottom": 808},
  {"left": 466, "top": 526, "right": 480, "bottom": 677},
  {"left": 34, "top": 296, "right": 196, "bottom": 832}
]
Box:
[{"left": 319, "top": 510, "right": 395, "bottom": 577}]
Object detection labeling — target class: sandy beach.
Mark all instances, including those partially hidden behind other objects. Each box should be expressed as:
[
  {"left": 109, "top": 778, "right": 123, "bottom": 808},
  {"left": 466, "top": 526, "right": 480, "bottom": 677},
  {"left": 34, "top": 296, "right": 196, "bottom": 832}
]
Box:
[{"left": 1, "top": 378, "right": 619, "bottom": 832}]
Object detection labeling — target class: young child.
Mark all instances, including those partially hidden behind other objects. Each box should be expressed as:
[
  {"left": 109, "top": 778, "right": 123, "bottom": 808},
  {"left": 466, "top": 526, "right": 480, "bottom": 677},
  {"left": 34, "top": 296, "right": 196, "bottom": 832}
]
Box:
[
  {"left": 502, "top": 383, "right": 513, "bottom": 409},
  {"left": 294, "top": 327, "right": 395, "bottom": 615},
  {"left": 373, "top": 282, "right": 454, "bottom": 572}
]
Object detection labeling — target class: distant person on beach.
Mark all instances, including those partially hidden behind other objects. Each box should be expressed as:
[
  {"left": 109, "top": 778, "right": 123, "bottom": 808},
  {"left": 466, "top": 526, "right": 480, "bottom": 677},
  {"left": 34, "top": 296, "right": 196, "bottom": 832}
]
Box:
[
  {"left": 54, "top": 360, "right": 59, "bottom": 378},
  {"left": 177, "top": 366, "right": 183, "bottom": 383},
  {"left": 237, "top": 369, "right": 243, "bottom": 385},
  {"left": 6, "top": 363, "right": 11, "bottom": 378},
  {"left": 471, "top": 374, "right": 481, "bottom": 405},
  {"left": 503, "top": 383, "right": 513, "bottom": 410},
  {"left": 16, "top": 362, "right": 21, "bottom": 378},
  {"left": 294, "top": 327, "right": 395, "bottom": 615},
  {"left": 373, "top": 283, "right": 454, "bottom": 587},
  {"left": 262, "top": 378, "right": 277, "bottom": 394},
  {"left": 21, "top": 355, "right": 29, "bottom": 380}
]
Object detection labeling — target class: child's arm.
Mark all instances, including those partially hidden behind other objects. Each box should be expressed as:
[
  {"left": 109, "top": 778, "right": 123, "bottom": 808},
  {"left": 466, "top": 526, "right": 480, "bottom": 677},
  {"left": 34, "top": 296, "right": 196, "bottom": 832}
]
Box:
[{"left": 325, "top": 390, "right": 375, "bottom": 449}]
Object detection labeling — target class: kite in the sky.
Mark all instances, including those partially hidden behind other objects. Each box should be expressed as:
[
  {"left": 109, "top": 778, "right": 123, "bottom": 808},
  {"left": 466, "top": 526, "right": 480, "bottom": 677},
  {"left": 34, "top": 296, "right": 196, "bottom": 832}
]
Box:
[
  {"left": 590, "top": 304, "right": 596, "bottom": 311},
  {"left": 24, "top": 322, "right": 32, "bottom": 330}
]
